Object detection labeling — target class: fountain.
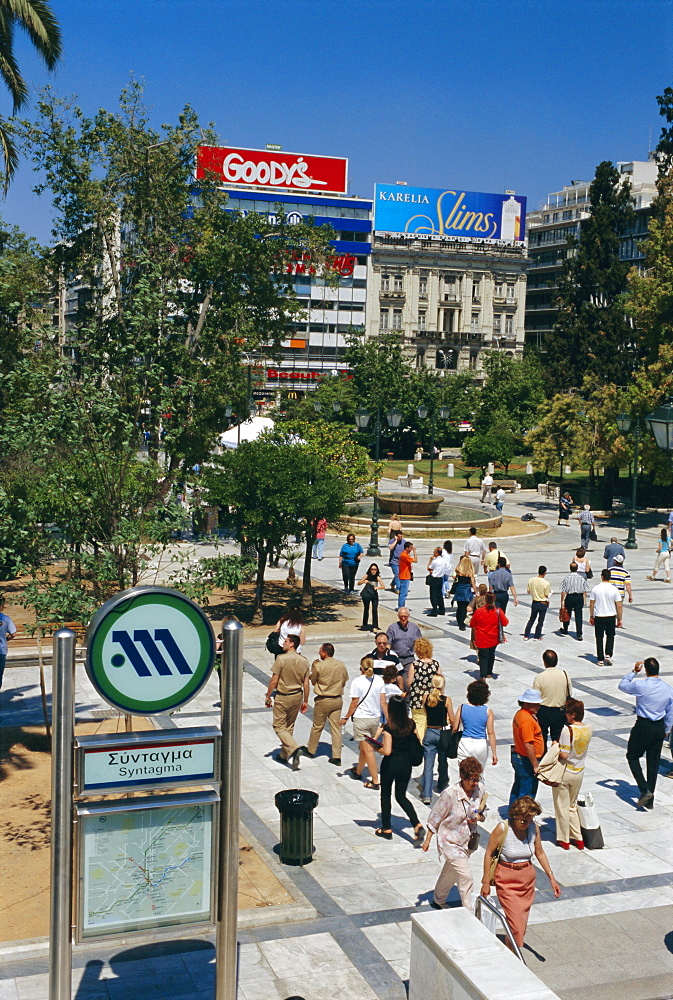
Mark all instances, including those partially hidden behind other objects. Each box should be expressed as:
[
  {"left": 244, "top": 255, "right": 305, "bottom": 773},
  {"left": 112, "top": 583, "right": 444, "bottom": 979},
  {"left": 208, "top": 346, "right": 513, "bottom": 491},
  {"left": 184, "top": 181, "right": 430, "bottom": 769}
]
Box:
[{"left": 343, "top": 493, "right": 501, "bottom": 538}]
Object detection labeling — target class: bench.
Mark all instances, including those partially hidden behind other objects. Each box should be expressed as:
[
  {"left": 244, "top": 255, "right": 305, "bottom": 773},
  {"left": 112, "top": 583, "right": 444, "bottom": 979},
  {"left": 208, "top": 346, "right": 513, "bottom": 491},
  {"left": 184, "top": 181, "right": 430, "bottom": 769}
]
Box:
[
  {"left": 397, "top": 475, "right": 424, "bottom": 491},
  {"left": 11, "top": 621, "right": 87, "bottom": 647},
  {"left": 494, "top": 479, "right": 521, "bottom": 493}
]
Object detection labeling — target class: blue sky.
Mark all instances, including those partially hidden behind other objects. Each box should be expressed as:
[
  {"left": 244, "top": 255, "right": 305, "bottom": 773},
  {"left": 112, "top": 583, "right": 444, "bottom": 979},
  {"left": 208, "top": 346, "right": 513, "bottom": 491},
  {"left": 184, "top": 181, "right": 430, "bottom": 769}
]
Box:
[{"left": 3, "top": 0, "right": 671, "bottom": 243}]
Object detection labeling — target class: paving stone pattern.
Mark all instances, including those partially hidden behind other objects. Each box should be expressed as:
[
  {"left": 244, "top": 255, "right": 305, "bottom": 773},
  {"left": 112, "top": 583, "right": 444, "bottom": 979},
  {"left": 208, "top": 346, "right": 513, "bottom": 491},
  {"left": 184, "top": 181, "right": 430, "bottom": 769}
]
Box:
[{"left": 2, "top": 485, "right": 673, "bottom": 999}]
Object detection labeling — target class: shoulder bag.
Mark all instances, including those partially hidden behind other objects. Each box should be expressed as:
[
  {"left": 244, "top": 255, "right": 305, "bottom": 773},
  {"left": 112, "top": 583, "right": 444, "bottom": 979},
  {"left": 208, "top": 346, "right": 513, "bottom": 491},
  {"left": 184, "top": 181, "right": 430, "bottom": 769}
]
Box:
[
  {"left": 266, "top": 631, "right": 283, "bottom": 656},
  {"left": 408, "top": 729, "right": 424, "bottom": 767},
  {"left": 443, "top": 727, "right": 462, "bottom": 759},
  {"left": 536, "top": 742, "right": 567, "bottom": 787},
  {"left": 489, "top": 823, "right": 509, "bottom": 884},
  {"left": 496, "top": 608, "right": 506, "bottom": 644}
]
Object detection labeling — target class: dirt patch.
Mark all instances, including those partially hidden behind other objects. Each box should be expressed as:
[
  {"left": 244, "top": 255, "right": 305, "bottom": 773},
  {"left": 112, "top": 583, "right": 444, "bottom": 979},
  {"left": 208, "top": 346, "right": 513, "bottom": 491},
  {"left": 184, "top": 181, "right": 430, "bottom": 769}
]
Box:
[{"left": 0, "top": 719, "right": 293, "bottom": 943}]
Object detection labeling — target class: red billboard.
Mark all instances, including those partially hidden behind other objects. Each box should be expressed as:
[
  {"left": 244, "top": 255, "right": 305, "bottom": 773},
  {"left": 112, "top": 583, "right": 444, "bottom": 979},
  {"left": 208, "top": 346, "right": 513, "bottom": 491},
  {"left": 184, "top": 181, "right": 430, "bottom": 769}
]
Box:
[{"left": 196, "top": 145, "right": 348, "bottom": 195}]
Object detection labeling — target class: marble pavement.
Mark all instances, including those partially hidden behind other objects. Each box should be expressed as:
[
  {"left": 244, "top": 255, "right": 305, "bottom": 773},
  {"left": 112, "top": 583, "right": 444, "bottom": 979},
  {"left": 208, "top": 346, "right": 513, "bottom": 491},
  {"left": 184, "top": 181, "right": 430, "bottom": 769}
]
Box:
[{"left": 2, "top": 485, "right": 673, "bottom": 999}]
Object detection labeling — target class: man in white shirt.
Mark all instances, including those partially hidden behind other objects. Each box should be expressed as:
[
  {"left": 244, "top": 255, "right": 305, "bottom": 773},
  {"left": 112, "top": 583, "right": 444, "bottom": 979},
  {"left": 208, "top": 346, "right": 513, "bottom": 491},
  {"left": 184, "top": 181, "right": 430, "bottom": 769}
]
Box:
[
  {"left": 464, "top": 526, "right": 487, "bottom": 576},
  {"left": 589, "top": 568, "right": 623, "bottom": 666},
  {"left": 480, "top": 472, "right": 494, "bottom": 504}
]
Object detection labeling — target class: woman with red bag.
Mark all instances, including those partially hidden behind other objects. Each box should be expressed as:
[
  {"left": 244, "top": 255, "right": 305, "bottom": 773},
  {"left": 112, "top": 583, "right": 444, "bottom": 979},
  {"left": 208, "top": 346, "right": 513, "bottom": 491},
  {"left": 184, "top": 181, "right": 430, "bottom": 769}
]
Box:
[{"left": 469, "top": 593, "right": 508, "bottom": 679}]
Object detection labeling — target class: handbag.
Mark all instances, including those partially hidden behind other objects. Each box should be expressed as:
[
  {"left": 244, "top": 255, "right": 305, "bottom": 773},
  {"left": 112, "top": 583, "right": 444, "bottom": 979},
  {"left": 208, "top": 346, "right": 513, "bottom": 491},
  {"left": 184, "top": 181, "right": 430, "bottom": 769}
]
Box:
[
  {"left": 586, "top": 567, "right": 594, "bottom": 579},
  {"left": 536, "top": 742, "right": 567, "bottom": 787},
  {"left": 467, "top": 828, "right": 480, "bottom": 852},
  {"left": 265, "top": 631, "right": 283, "bottom": 656},
  {"left": 559, "top": 607, "right": 570, "bottom": 623},
  {"left": 408, "top": 730, "right": 424, "bottom": 767},
  {"left": 489, "top": 823, "right": 508, "bottom": 885},
  {"left": 590, "top": 528, "right": 598, "bottom": 542},
  {"left": 425, "top": 573, "right": 433, "bottom": 586},
  {"left": 496, "top": 608, "right": 506, "bottom": 644},
  {"left": 444, "top": 728, "right": 462, "bottom": 759}
]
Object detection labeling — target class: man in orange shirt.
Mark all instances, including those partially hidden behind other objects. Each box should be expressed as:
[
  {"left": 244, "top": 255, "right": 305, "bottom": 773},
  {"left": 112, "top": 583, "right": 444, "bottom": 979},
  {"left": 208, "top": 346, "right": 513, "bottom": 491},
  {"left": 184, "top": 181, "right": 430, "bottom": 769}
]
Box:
[
  {"left": 397, "top": 541, "right": 417, "bottom": 610},
  {"left": 510, "top": 688, "right": 544, "bottom": 804}
]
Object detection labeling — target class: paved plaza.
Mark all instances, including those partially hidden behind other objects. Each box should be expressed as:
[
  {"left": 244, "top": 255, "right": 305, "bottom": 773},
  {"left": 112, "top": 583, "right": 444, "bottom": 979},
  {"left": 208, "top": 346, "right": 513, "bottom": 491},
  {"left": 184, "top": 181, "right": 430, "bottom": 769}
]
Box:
[{"left": 1, "top": 485, "right": 673, "bottom": 999}]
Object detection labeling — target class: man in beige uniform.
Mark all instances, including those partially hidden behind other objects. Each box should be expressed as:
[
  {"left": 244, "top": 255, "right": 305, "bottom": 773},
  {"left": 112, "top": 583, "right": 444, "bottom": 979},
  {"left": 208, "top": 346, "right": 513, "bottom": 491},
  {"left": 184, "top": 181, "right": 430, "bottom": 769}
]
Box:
[
  {"left": 304, "top": 642, "right": 349, "bottom": 766},
  {"left": 265, "top": 634, "right": 309, "bottom": 770}
]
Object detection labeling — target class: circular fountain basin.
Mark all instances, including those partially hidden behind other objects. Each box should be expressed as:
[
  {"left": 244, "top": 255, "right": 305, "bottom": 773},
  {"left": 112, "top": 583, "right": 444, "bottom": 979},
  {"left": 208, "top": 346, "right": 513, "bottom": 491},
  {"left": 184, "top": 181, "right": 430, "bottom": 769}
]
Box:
[{"left": 378, "top": 493, "right": 446, "bottom": 517}]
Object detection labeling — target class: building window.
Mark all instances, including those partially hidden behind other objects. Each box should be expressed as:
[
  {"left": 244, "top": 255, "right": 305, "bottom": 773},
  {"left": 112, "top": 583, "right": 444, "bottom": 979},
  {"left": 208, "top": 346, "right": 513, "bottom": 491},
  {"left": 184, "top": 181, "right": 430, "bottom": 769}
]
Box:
[
  {"left": 381, "top": 274, "right": 390, "bottom": 292},
  {"left": 505, "top": 315, "right": 513, "bottom": 336},
  {"left": 419, "top": 274, "right": 428, "bottom": 296},
  {"left": 472, "top": 280, "right": 481, "bottom": 301},
  {"left": 380, "top": 309, "right": 389, "bottom": 330},
  {"left": 506, "top": 284, "right": 515, "bottom": 300},
  {"left": 552, "top": 212, "right": 559, "bottom": 222},
  {"left": 471, "top": 312, "right": 480, "bottom": 333},
  {"left": 469, "top": 351, "right": 478, "bottom": 369},
  {"left": 562, "top": 210, "right": 572, "bottom": 220},
  {"left": 494, "top": 313, "right": 502, "bottom": 335},
  {"left": 435, "top": 349, "right": 446, "bottom": 370},
  {"left": 392, "top": 309, "right": 402, "bottom": 331},
  {"left": 543, "top": 214, "right": 550, "bottom": 223},
  {"left": 393, "top": 274, "right": 403, "bottom": 292},
  {"left": 418, "top": 310, "right": 426, "bottom": 331},
  {"left": 442, "top": 309, "right": 455, "bottom": 333},
  {"left": 494, "top": 283, "right": 502, "bottom": 298}
]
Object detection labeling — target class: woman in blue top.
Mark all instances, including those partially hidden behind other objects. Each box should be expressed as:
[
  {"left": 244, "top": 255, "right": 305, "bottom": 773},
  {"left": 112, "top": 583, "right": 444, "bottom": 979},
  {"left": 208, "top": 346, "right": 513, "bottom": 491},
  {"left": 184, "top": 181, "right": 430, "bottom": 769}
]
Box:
[
  {"left": 649, "top": 528, "right": 671, "bottom": 583},
  {"left": 452, "top": 679, "right": 498, "bottom": 770},
  {"left": 339, "top": 533, "right": 364, "bottom": 593}
]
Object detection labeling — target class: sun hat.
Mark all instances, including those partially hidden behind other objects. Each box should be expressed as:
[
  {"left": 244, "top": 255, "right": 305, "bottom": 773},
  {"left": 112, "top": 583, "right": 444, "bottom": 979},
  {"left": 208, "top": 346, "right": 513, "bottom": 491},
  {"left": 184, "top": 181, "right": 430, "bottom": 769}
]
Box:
[
  {"left": 614, "top": 554, "right": 624, "bottom": 564},
  {"left": 519, "top": 688, "right": 543, "bottom": 705}
]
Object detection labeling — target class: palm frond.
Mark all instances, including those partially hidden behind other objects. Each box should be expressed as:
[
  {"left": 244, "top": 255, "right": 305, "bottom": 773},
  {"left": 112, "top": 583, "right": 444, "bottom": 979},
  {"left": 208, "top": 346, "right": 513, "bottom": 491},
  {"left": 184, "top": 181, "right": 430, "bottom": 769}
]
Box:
[
  {"left": 0, "top": 116, "right": 19, "bottom": 190},
  {"left": 0, "top": 0, "right": 61, "bottom": 68}
]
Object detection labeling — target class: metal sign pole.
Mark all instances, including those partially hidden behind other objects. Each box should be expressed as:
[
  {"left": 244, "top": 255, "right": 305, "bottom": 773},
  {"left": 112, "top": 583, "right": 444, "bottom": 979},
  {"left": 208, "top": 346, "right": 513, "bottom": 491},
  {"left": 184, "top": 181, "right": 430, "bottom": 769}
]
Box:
[
  {"left": 49, "top": 628, "right": 76, "bottom": 1000},
  {"left": 215, "top": 620, "right": 243, "bottom": 1000}
]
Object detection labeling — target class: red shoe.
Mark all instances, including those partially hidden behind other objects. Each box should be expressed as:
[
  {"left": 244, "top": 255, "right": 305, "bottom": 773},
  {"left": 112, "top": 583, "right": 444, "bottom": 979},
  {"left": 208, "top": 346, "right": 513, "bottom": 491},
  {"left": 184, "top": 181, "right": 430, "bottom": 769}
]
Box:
[
  {"left": 557, "top": 841, "right": 570, "bottom": 850},
  {"left": 571, "top": 839, "right": 584, "bottom": 850}
]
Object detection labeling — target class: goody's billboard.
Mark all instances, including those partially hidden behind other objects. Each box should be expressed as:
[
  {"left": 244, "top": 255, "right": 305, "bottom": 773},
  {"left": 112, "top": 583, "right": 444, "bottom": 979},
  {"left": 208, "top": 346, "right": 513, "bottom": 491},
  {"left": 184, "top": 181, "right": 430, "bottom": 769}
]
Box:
[
  {"left": 196, "top": 145, "right": 348, "bottom": 195},
  {"left": 374, "top": 184, "right": 526, "bottom": 243}
]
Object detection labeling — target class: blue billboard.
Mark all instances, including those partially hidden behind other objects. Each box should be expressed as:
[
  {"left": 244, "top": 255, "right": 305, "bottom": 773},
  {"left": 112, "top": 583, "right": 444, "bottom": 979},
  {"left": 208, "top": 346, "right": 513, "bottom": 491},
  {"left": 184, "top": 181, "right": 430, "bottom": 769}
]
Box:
[{"left": 374, "top": 184, "right": 526, "bottom": 243}]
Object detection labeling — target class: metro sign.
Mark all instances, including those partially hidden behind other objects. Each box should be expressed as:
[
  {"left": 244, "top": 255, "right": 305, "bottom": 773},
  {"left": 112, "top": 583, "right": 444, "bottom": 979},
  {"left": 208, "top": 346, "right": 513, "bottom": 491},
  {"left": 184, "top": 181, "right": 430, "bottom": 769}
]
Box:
[
  {"left": 86, "top": 587, "right": 215, "bottom": 715},
  {"left": 197, "top": 145, "right": 348, "bottom": 195}
]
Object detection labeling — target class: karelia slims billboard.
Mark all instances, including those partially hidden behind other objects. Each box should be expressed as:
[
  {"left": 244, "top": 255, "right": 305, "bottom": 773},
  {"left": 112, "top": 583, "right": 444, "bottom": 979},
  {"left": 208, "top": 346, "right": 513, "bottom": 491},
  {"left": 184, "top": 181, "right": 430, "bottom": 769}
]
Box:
[{"left": 374, "top": 183, "right": 526, "bottom": 243}]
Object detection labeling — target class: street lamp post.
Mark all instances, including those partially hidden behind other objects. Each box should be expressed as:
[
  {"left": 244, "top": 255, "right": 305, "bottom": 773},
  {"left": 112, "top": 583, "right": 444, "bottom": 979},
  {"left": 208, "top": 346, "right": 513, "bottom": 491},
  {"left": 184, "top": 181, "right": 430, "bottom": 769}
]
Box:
[
  {"left": 416, "top": 405, "right": 451, "bottom": 496},
  {"left": 355, "top": 405, "right": 403, "bottom": 556},
  {"left": 616, "top": 412, "right": 640, "bottom": 549}
]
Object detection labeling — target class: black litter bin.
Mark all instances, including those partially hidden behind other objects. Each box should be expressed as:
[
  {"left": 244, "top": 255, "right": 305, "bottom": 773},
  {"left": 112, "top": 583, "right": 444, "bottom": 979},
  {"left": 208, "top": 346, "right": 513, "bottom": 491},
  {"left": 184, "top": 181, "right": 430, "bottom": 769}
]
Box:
[{"left": 274, "top": 789, "right": 319, "bottom": 866}]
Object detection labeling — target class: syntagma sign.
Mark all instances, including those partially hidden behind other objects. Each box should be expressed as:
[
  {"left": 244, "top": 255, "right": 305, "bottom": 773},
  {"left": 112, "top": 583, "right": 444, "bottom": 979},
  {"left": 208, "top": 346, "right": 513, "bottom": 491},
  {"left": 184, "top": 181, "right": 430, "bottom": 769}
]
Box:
[
  {"left": 374, "top": 183, "right": 527, "bottom": 243},
  {"left": 76, "top": 727, "right": 220, "bottom": 795}
]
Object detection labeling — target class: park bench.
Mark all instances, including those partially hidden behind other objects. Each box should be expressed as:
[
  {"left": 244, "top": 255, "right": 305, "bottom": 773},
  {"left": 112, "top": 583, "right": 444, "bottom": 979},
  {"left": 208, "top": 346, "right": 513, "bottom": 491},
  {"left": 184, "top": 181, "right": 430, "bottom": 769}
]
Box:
[
  {"left": 10, "top": 621, "right": 87, "bottom": 648},
  {"left": 494, "top": 480, "right": 521, "bottom": 493}
]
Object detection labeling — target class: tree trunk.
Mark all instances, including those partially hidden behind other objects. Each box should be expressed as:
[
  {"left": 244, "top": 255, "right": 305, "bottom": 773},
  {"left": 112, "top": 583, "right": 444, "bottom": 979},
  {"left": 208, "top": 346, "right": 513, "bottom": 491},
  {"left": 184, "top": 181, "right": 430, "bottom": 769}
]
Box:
[
  {"left": 301, "top": 530, "right": 316, "bottom": 609},
  {"left": 251, "top": 541, "right": 270, "bottom": 625}
]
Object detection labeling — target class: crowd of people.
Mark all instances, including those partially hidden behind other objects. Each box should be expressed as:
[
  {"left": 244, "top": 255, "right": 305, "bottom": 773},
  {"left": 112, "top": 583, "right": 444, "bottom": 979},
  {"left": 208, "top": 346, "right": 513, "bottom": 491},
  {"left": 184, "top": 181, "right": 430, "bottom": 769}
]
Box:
[{"left": 261, "top": 504, "right": 673, "bottom": 953}]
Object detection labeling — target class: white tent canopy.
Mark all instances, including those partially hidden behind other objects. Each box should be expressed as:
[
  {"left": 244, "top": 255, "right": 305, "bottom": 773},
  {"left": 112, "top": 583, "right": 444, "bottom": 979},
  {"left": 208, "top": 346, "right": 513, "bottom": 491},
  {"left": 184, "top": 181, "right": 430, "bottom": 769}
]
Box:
[{"left": 216, "top": 416, "right": 275, "bottom": 451}]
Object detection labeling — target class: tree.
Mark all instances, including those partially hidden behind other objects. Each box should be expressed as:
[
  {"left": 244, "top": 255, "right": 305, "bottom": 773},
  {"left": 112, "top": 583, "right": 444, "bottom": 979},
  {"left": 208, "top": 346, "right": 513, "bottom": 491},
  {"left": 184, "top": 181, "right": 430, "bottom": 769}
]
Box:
[
  {"left": 0, "top": 84, "right": 337, "bottom": 601},
  {"left": 625, "top": 91, "right": 673, "bottom": 359},
  {"left": 205, "top": 433, "right": 363, "bottom": 621},
  {"left": 473, "top": 353, "right": 546, "bottom": 441},
  {"left": 545, "top": 161, "right": 635, "bottom": 390},
  {"left": 0, "top": 0, "right": 61, "bottom": 184},
  {"left": 275, "top": 419, "right": 377, "bottom": 606},
  {"left": 461, "top": 430, "right": 514, "bottom": 473}
]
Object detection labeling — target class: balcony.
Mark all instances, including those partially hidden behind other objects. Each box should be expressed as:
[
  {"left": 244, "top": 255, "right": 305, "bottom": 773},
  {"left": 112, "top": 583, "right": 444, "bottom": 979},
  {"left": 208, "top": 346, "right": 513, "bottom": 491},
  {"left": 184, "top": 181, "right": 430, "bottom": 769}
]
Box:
[
  {"left": 379, "top": 289, "right": 405, "bottom": 300},
  {"left": 442, "top": 293, "right": 458, "bottom": 302}
]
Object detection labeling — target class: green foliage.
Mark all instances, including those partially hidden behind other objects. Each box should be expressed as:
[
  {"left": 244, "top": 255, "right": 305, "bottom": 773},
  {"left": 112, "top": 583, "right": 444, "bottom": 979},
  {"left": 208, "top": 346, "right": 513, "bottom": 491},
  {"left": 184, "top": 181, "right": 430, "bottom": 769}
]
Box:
[
  {"left": 20, "top": 574, "right": 97, "bottom": 632},
  {"left": 545, "top": 161, "right": 636, "bottom": 390},
  {"left": 461, "top": 429, "right": 515, "bottom": 472},
  {"left": 473, "top": 353, "right": 546, "bottom": 440},
  {"left": 168, "top": 554, "right": 256, "bottom": 607},
  {"left": 0, "top": 0, "right": 61, "bottom": 186}
]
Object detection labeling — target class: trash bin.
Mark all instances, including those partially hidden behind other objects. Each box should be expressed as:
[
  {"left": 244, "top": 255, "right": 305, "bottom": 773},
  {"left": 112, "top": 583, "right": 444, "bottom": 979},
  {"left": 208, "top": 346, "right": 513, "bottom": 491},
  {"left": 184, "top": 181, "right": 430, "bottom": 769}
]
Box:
[{"left": 274, "top": 789, "right": 319, "bottom": 866}]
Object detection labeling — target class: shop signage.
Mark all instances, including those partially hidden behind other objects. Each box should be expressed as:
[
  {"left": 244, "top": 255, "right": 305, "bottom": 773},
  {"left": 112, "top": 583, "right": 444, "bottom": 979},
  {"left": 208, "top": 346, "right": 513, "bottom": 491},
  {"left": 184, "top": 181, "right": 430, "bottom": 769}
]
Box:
[
  {"left": 197, "top": 145, "right": 348, "bottom": 194},
  {"left": 374, "top": 184, "right": 526, "bottom": 243},
  {"left": 286, "top": 252, "right": 356, "bottom": 277},
  {"left": 266, "top": 368, "right": 352, "bottom": 382}
]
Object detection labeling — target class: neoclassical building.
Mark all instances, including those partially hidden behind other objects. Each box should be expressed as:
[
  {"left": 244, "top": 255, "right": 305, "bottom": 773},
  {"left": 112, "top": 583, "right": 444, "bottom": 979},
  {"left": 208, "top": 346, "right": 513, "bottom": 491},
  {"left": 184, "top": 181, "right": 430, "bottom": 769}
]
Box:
[{"left": 366, "top": 233, "right": 529, "bottom": 379}]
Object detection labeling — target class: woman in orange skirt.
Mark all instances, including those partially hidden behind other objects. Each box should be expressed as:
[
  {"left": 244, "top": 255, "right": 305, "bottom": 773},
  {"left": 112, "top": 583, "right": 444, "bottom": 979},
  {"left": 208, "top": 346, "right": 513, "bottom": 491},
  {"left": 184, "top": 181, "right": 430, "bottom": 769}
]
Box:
[{"left": 481, "top": 796, "right": 560, "bottom": 949}]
